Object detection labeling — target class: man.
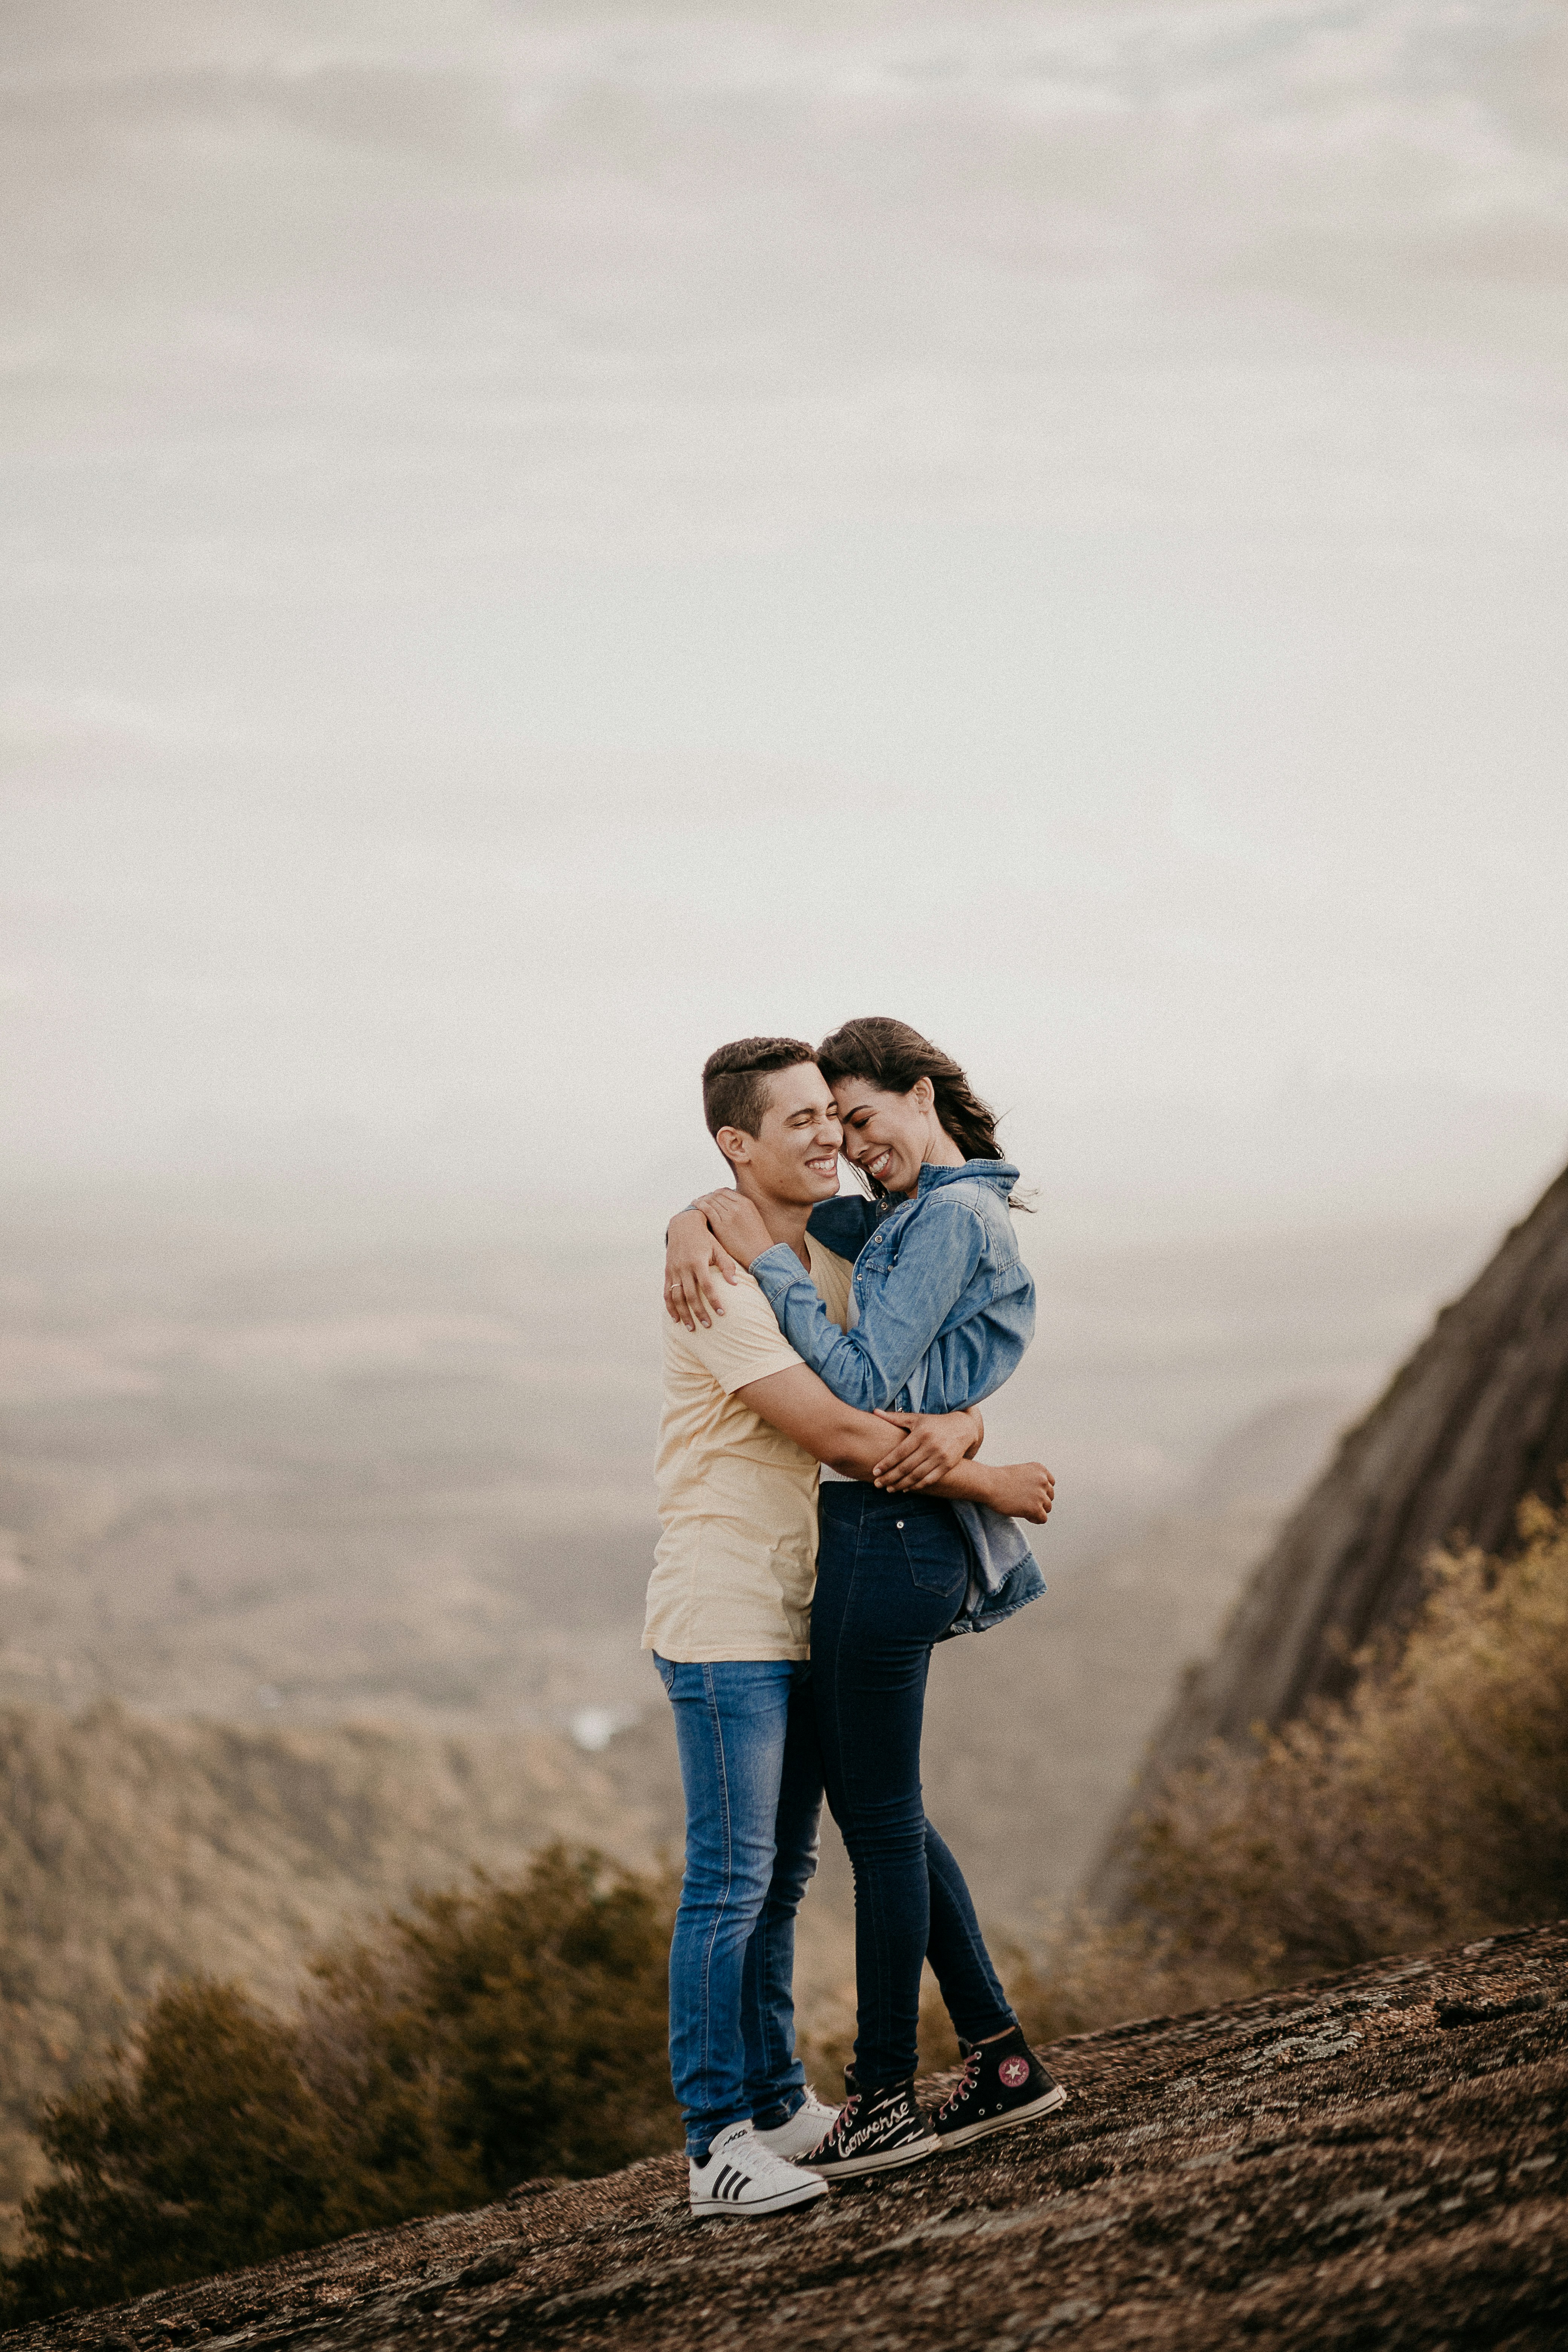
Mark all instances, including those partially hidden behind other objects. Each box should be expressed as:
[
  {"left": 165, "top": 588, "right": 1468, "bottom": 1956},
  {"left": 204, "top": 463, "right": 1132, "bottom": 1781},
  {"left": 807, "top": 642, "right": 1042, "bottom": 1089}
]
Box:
[{"left": 645, "top": 1037, "right": 1053, "bottom": 2219}]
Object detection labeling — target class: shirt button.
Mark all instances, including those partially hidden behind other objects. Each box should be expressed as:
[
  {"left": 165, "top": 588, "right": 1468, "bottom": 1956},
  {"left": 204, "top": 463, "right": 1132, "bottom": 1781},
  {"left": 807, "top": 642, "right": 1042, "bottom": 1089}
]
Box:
[{"left": 896, "top": 1520, "right": 904, "bottom": 1529}]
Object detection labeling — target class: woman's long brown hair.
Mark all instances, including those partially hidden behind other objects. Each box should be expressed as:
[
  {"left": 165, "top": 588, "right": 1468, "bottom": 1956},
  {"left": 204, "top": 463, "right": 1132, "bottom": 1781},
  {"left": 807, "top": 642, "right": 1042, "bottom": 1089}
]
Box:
[{"left": 816, "top": 1017, "right": 1027, "bottom": 1204}]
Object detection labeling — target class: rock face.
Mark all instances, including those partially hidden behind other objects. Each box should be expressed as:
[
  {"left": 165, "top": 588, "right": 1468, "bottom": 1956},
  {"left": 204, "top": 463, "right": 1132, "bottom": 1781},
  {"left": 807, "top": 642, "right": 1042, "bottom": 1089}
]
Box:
[
  {"left": 1087, "top": 1160, "right": 1568, "bottom": 1916},
  {"left": 9, "top": 1923, "right": 1568, "bottom": 2352}
]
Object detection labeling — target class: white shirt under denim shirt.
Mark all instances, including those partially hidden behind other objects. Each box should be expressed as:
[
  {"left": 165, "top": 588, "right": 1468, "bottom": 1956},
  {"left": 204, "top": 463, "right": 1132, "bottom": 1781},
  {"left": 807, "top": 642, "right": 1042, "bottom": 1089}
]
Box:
[{"left": 749, "top": 1160, "right": 1046, "bottom": 1635}]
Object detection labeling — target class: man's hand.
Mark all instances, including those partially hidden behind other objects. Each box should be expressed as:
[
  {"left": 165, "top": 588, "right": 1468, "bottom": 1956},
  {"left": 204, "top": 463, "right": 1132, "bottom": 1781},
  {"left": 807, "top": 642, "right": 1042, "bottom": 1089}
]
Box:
[
  {"left": 664, "top": 1208, "right": 740, "bottom": 1331},
  {"left": 870, "top": 1407, "right": 983, "bottom": 1493},
  {"left": 731, "top": 1362, "right": 1056, "bottom": 1530},
  {"left": 978, "top": 1462, "right": 1055, "bottom": 1524},
  {"left": 692, "top": 1189, "right": 779, "bottom": 1272}
]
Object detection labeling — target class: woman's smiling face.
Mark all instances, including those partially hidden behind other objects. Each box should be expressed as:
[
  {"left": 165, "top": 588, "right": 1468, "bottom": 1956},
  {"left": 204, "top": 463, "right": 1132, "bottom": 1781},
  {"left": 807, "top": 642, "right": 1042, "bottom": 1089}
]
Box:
[{"left": 831, "top": 1075, "right": 939, "bottom": 1198}]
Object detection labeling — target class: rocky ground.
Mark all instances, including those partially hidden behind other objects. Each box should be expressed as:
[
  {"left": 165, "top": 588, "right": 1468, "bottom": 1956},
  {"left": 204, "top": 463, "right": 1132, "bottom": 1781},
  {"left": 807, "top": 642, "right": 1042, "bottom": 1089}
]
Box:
[{"left": 9, "top": 1922, "right": 1568, "bottom": 2352}]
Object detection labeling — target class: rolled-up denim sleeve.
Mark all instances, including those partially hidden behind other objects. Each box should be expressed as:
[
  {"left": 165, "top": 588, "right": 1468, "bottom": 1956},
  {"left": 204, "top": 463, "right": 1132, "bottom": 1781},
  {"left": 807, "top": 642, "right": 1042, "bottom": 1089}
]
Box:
[{"left": 750, "top": 1199, "right": 986, "bottom": 1409}]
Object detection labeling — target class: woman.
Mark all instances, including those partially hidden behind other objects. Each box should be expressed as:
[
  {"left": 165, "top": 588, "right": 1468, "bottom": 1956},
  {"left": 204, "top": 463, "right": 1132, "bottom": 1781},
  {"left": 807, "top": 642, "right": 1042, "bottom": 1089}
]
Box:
[{"left": 663, "top": 1017, "right": 1066, "bottom": 2177}]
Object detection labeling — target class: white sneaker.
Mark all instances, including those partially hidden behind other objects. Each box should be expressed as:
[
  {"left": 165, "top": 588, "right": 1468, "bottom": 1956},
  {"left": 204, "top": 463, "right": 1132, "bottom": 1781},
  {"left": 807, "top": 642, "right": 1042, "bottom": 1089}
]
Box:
[
  {"left": 688, "top": 2120, "right": 829, "bottom": 2219},
  {"left": 752, "top": 2089, "right": 842, "bottom": 2162}
]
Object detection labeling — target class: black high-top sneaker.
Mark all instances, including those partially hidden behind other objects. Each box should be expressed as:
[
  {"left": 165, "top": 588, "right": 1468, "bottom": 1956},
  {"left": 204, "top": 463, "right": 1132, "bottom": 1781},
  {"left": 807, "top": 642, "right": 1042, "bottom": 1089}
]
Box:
[
  {"left": 933, "top": 2025, "right": 1069, "bottom": 2151},
  {"left": 799, "top": 2070, "right": 937, "bottom": 2180}
]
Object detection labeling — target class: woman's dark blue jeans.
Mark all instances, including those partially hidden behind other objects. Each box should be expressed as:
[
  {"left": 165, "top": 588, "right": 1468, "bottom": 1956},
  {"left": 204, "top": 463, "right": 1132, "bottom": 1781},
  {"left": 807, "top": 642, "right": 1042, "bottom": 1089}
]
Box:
[{"left": 813, "top": 1482, "right": 1017, "bottom": 2088}]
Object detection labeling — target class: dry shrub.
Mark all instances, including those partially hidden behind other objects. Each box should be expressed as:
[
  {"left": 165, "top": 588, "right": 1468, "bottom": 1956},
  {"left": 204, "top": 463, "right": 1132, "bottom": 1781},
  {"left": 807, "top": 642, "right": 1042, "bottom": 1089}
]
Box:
[
  {"left": 1014, "top": 1497, "right": 1568, "bottom": 2040},
  {"left": 1005, "top": 1913, "right": 1261, "bottom": 2050},
  {"left": 1, "top": 1844, "right": 677, "bottom": 2323}
]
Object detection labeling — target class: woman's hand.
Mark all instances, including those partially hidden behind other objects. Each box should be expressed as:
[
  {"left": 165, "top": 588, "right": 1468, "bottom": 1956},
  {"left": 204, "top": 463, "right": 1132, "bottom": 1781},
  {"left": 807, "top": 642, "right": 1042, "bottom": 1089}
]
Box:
[
  {"left": 984, "top": 1462, "right": 1056, "bottom": 1524},
  {"left": 870, "top": 1407, "right": 983, "bottom": 1492},
  {"left": 692, "top": 1189, "right": 779, "bottom": 1272},
  {"left": 664, "top": 1208, "right": 740, "bottom": 1330}
]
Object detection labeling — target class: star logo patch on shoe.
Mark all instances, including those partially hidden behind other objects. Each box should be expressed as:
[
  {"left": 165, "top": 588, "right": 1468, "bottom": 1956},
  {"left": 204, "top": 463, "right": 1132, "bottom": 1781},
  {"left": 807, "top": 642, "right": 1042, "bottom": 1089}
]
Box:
[{"left": 998, "top": 2056, "right": 1031, "bottom": 2088}]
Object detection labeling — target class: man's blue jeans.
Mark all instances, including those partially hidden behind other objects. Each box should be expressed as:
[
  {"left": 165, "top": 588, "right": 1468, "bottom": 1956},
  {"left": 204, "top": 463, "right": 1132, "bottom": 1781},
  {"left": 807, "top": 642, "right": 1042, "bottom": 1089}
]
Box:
[{"left": 653, "top": 1654, "right": 821, "bottom": 2159}]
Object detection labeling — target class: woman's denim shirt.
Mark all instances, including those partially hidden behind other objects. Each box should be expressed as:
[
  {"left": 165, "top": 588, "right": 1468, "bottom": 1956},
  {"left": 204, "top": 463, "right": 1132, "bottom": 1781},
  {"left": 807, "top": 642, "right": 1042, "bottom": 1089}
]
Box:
[{"left": 749, "top": 1160, "right": 1046, "bottom": 1636}]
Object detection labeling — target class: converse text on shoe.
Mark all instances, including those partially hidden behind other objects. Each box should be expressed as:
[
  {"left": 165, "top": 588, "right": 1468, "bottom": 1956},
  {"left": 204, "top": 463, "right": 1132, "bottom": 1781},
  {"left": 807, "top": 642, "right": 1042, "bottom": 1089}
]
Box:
[{"left": 799, "top": 2076, "right": 937, "bottom": 2180}]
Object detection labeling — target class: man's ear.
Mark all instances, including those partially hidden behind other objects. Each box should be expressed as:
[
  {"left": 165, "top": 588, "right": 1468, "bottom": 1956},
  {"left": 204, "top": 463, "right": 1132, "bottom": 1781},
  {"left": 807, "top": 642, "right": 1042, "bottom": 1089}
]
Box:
[{"left": 714, "top": 1125, "right": 752, "bottom": 1171}]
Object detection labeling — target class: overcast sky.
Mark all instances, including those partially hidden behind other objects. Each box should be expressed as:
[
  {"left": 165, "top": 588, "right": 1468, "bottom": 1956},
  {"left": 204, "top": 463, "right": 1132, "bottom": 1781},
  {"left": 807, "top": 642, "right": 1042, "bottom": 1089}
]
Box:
[{"left": 3, "top": 0, "right": 1566, "bottom": 1235}]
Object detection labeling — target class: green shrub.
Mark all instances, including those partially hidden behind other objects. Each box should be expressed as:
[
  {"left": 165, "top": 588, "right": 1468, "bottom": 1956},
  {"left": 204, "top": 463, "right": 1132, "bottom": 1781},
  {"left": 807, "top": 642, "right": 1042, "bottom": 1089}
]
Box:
[
  {"left": 0, "top": 1981, "right": 341, "bottom": 2321},
  {"left": 1, "top": 1844, "right": 676, "bottom": 2323},
  {"left": 303, "top": 1841, "right": 678, "bottom": 2194}
]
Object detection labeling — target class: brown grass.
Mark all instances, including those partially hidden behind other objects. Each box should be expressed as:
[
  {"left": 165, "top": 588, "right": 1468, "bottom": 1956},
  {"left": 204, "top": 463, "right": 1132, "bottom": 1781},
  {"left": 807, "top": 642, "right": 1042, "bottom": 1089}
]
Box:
[{"left": 1012, "top": 1495, "right": 1568, "bottom": 2040}]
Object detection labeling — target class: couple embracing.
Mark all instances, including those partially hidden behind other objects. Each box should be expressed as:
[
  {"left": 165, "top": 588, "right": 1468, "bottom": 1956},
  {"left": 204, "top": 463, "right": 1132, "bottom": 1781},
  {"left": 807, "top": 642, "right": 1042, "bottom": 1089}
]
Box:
[{"left": 643, "top": 1018, "right": 1065, "bottom": 2220}]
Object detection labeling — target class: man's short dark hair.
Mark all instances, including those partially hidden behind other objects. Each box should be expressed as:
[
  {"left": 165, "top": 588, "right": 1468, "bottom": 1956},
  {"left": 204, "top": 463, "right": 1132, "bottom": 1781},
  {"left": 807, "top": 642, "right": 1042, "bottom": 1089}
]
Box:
[{"left": 701, "top": 1037, "right": 818, "bottom": 1148}]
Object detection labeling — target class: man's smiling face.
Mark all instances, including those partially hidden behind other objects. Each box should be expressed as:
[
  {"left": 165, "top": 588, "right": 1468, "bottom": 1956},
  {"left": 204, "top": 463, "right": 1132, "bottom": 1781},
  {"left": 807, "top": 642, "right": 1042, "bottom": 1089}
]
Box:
[{"left": 726, "top": 1061, "right": 843, "bottom": 1208}]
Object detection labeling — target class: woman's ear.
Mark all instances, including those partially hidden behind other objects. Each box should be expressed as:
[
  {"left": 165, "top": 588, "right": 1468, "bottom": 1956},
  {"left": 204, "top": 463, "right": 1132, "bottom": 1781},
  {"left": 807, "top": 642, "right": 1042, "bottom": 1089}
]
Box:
[{"left": 910, "top": 1075, "right": 936, "bottom": 1113}]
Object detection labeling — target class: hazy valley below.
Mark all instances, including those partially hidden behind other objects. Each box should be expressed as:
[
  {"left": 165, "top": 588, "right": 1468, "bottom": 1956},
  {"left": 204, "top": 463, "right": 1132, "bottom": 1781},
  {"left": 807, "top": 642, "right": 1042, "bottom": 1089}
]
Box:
[{"left": 0, "top": 1181, "right": 1513, "bottom": 2227}]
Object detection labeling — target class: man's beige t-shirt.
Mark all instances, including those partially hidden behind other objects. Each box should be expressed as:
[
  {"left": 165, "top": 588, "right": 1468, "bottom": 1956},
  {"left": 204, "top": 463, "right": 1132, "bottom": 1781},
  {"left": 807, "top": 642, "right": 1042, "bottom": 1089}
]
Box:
[{"left": 643, "top": 1237, "right": 854, "bottom": 1663}]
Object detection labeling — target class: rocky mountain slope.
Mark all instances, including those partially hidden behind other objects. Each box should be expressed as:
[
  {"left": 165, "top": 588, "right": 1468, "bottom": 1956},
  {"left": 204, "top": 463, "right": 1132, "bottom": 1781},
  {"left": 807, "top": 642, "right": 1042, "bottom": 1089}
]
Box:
[
  {"left": 12, "top": 1920, "right": 1566, "bottom": 2352},
  {"left": 1090, "top": 1160, "right": 1568, "bottom": 1914}
]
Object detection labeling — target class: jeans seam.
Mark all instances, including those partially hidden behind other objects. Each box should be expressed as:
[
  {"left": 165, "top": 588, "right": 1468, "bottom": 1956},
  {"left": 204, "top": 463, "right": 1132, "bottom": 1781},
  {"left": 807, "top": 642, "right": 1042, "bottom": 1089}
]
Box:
[
  {"left": 696, "top": 1661, "right": 735, "bottom": 2128},
  {"left": 751, "top": 1894, "right": 781, "bottom": 2091},
  {"left": 837, "top": 1491, "right": 902, "bottom": 2084},
  {"left": 927, "top": 1836, "right": 1014, "bottom": 2040}
]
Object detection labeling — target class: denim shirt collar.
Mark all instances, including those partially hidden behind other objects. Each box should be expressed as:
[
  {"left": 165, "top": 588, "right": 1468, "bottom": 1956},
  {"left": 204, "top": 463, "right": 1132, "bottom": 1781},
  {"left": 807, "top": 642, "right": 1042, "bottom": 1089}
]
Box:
[{"left": 911, "top": 1158, "right": 1019, "bottom": 1201}]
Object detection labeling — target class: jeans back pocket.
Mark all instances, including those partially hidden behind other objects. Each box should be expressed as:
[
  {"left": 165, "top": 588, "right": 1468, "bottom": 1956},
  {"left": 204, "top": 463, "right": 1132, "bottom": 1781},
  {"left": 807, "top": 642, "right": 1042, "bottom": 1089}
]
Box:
[{"left": 893, "top": 1510, "right": 969, "bottom": 1599}]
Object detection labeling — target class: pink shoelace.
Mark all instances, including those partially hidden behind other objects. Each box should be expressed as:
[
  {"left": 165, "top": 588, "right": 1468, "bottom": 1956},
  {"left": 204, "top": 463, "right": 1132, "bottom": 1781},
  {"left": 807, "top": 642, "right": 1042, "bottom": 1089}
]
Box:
[
  {"left": 937, "top": 2050, "right": 982, "bottom": 2119},
  {"left": 818, "top": 2092, "right": 861, "bottom": 2150}
]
